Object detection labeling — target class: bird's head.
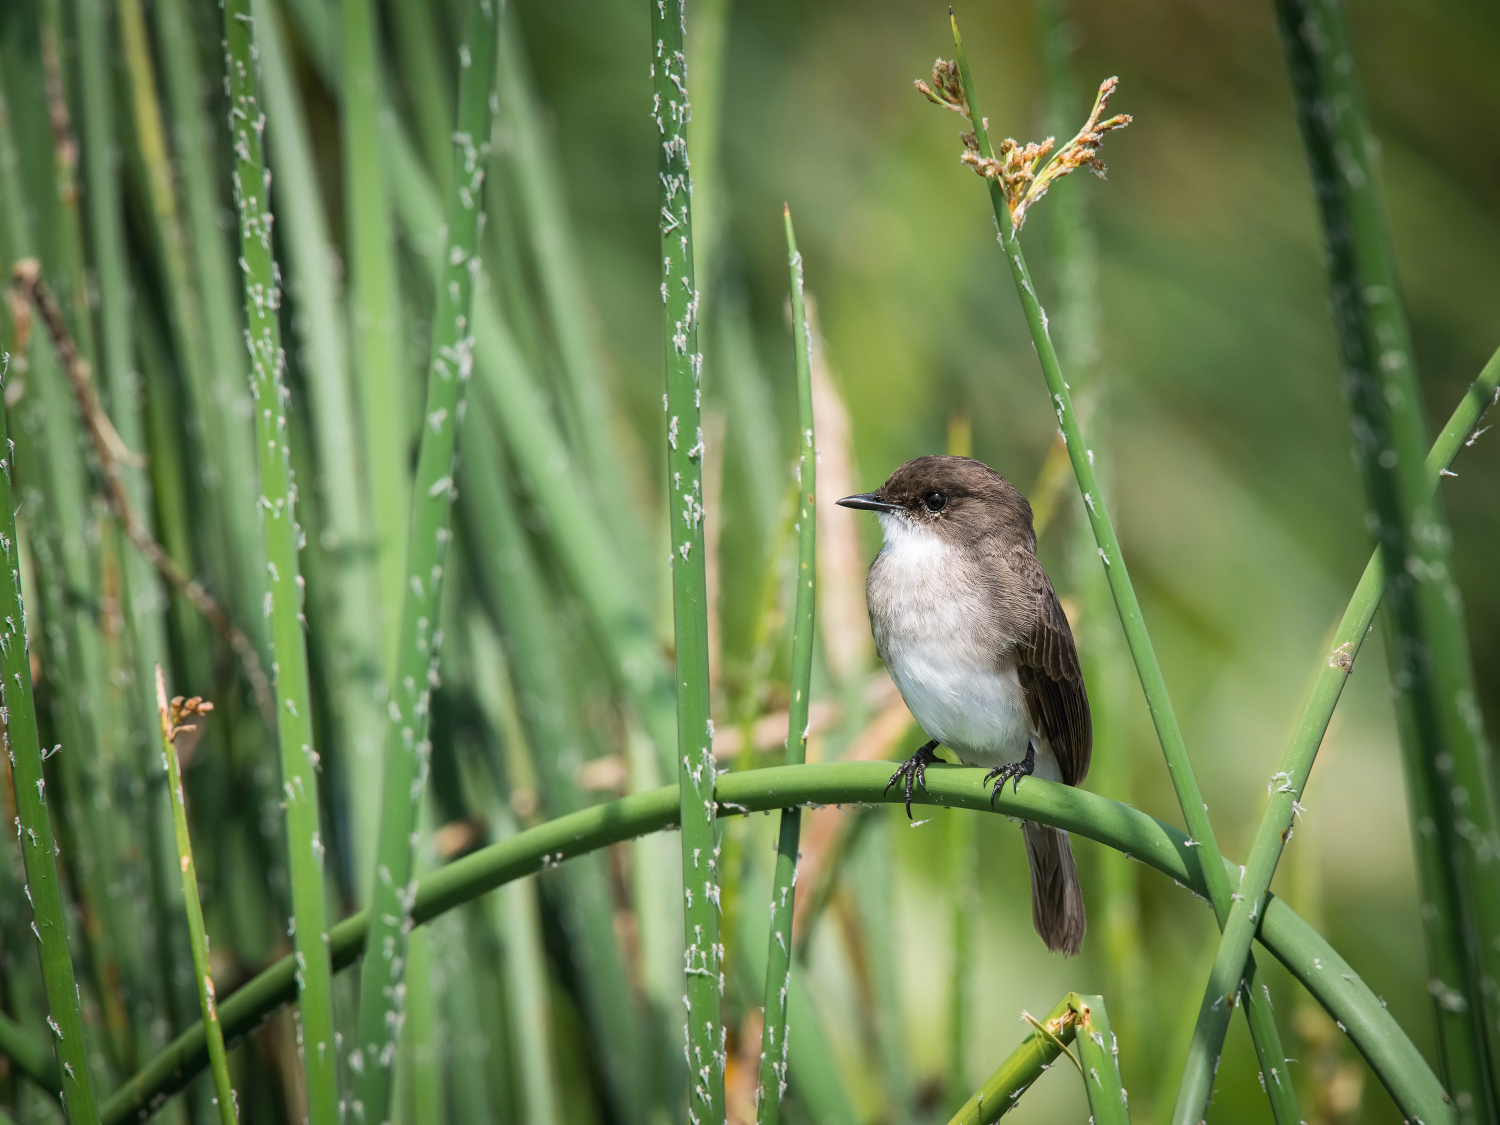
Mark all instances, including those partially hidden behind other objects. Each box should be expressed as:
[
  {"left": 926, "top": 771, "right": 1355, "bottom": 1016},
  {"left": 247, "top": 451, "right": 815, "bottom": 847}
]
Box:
[{"left": 837, "top": 454, "right": 1034, "bottom": 548}]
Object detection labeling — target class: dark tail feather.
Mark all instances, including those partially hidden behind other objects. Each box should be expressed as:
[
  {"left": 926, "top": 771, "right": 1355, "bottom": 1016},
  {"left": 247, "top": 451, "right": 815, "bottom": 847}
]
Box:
[{"left": 1022, "top": 822, "right": 1086, "bottom": 955}]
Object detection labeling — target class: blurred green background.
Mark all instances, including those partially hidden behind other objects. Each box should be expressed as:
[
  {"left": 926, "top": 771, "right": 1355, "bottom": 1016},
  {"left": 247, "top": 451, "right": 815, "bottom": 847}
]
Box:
[
  {"left": 515, "top": 1, "right": 1498, "bottom": 1120},
  {"left": 0, "top": 0, "right": 1494, "bottom": 1121}
]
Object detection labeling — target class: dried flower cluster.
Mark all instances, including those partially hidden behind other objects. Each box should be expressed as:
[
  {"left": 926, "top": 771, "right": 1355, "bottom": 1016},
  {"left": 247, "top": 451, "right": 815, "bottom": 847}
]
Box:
[
  {"left": 918, "top": 59, "right": 1131, "bottom": 231},
  {"left": 914, "top": 58, "right": 969, "bottom": 118},
  {"left": 163, "top": 694, "right": 215, "bottom": 742},
  {"left": 155, "top": 663, "right": 216, "bottom": 754}
]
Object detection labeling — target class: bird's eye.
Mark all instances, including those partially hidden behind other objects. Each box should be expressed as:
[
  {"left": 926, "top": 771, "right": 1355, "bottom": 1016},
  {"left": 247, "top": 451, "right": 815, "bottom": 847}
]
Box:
[{"left": 923, "top": 491, "right": 947, "bottom": 513}]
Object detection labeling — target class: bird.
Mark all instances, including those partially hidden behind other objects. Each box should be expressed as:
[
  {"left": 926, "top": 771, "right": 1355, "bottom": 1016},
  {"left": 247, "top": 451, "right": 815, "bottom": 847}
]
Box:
[{"left": 838, "top": 454, "right": 1091, "bottom": 955}]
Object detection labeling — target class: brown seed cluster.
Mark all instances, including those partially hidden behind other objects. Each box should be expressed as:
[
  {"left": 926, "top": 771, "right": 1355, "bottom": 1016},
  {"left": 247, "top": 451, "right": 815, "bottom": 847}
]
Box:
[
  {"left": 918, "top": 59, "right": 1132, "bottom": 231},
  {"left": 163, "top": 696, "right": 215, "bottom": 745},
  {"left": 914, "top": 58, "right": 969, "bottom": 118}
]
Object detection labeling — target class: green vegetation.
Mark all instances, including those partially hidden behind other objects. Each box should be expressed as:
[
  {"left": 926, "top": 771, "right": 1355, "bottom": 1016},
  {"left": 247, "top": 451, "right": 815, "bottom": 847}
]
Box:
[
  {"left": 0, "top": 1, "right": 1496, "bottom": 1124},
  {"left": 155, "top": 673, "right": 237, "bottom": 1125},
  {"left": 220, "top": 1, "right": 338, "bottom": 1120},
  {"left": 754, "top": 207, "right": 817, "bottom": 1125},
  {"left": 350, "top": 0, "right": 498, "bottom": 1119},
  {"left": 945, "top": 993, "right": 1127, "bottom": 1125}
]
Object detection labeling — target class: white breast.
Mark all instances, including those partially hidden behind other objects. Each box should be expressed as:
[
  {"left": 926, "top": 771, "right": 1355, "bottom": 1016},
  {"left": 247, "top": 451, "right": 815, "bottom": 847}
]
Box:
[{"left": 869, "top": 514, "right": 1052, "bottom": 775}]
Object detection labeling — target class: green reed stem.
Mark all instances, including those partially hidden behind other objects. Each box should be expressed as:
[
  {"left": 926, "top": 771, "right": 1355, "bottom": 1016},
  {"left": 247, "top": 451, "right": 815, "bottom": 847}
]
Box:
[
  {"left": 1178, "top": 341, "right": 1500, "bottom": 1121},
  {"left": 122, "top": 0, "right": 263, "bottom": 709},
  {"left": 945, "top": 811, "right": 978, "bottom": 1112},
  {"left": 0, "top": 1006, "right": 58, "bottom": 1094},
  {"left": 946, "top": 995, "right": 1073, "bottom": 1124},
  {"left": 384, "top": 121, "right": 683, "bottom": 785},
  {"left": 249, "top": 0, "right": 387, "bottom": 892},
  {"left": 381, "top": 89, "right": 688, "bottom": 1076},
  {"left": 735, "top": 841, "right": 860, "bottom": 1125},
  {"left": 92, "top": 33, "right": 223, "bottom": 1118},
  {"left": 651, "top": 4, "right": 724, "bottom": 1119},
  {"left": 0, "top": 364, "right": 100, "bottom": 1120},
  {"left": 103, "top": 762, "right": 1451, "bottom": 1125},
  {"left": 1070, "top": 994, "right": 1128, "bottom": 1125},
  {"left": 7, "top": 18, "right": 144, "bottom": 1065},
  {"left": 943, "top": 18, "right": 1300, "bottom": 1123},
  {"left": 150, "top": 0, "right": 269, "bottom": 656},
  {"left": 351, "top": 0, "right": 497, "bottom": 1116},
  {"left": 72, "top": 0, "right": 182, "bottom": 1068},
  {"left": 460, "top": 437, "right": 654, "bottom": 1121},
  {"left": 1273, "top": 3, "right": 1500, "bottom": 1118},
  {"left": 946, "top": 993, "right": 1125, "bottom": 1125},
  {"left": 220, "top": 4, "right": 338, "bottom": 1121},
  {"left": 755, "top": 206, "right": 816, "bottom": 1125},
  {"left": 343, "top": 0, "right": 412, "bottom": 664},
  {"left": 154, "top": 669, "right": 236, "bottom": 1125},
  {"left": 495, "top": 5, "right": 627, "bottom": 523},
  {"left": 487, "top": 808, "right": 563, "bottom": 1125},
  {"left": 72, "top": 0, "right": 168, "bottom": 689},
  {"left": 404, "top": 927, "right": 441, "bottom": 1123},
  {"left": 386, "top": 0, "right": 450, "bottom": 187},
  {"left": 1034, "top": 0, "right": 1154, "bottom": 1103}
]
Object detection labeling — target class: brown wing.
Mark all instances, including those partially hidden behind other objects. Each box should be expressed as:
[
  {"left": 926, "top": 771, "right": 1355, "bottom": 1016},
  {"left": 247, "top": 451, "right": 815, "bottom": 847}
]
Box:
[{"left": 1012, "top": 553, "right": 1092, "bottom": 786}]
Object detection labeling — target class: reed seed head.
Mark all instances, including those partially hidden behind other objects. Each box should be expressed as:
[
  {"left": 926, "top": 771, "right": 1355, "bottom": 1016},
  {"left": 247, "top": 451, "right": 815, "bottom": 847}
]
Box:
[{"left": 920, "top": 63, "right": 1132, "bottom": 231}]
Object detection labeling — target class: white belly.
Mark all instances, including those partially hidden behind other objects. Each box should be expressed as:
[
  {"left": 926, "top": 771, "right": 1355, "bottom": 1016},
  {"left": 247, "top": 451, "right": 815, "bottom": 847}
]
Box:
[
  {"left": 870, "top": 513, "right": 1060, "bottom": 780},
  {"left": 887, "top": 645, "right": 1034, "bottom": 768}
]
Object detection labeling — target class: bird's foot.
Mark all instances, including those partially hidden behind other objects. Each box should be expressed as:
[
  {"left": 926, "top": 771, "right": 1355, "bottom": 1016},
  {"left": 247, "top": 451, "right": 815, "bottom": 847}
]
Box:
[
  {"left": 885, "top": 740, "right": 942, "bottom": 819},
  {"left": 983, "top": 741, "right": 1037, "bottom": 807}
]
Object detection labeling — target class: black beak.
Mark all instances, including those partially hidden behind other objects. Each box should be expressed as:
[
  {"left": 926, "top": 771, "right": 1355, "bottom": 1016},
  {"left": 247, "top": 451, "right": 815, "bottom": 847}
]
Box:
[{"left": 837, "top": 492, "right": 902, "bottom": 513}]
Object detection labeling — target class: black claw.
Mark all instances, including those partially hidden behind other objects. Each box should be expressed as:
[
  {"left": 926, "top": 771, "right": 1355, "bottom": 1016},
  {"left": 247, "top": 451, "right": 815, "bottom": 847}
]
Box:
[
  {"left": 983, "top": 741, "right": 1037, "bottom": 806},
  {"left": 885, "top": 740, "right": 941, "bottom": 819}
]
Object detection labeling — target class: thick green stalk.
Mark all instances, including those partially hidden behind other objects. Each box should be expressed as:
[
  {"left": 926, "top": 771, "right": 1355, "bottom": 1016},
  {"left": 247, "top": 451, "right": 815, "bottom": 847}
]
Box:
[
  {"left": 149, "top": 0, "right": 270, "bottom": 656},
  {"left": 106, "top": 764, "right": 1452, "bottom": 1125},
  {"left": 1070, "top": 995, "right": 1128, "bottom": 1125},
  {"left": 1178, "top": 343, "right": 1500, "bottom": 1120},
  {"left": 155, "top": 670, "right": 237, "bottom": 1125},
  {"left": 651, "top": 4, "right": 723, "bottom": 1119},
  {"left": 351, "top": 0, "right": 497, "bottom": 1117},
  {"left": 946, "top": 996, "right": 1073, "bottom": 1124},
  {"left": 756, "top": 206, "right": 817, "bottom": 1124},
  {"left": 1274, "top": 2, "right": 1500, "bottom": 1118},
  {"left": 343, "top": 0, "right": 412, "bottom": 662},
  {"left": 250, "top": 0, "right": 386, "bottom": 896},
  {"left": 946, "top": 994, "right": 1126, "bottom": 1125},
  {"left": 0, "top": 364, "right": 100, "bottom": 1119},
  {"left": 219, "top": 5, "right": 338, "bottom": 1122},
  {"left": 944, "top": 19, "right": 1299, "bottom": 1121}
]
